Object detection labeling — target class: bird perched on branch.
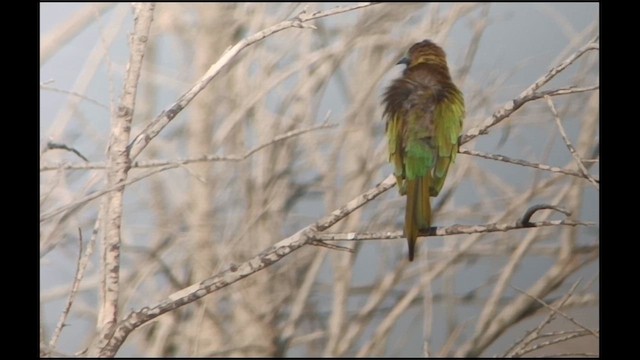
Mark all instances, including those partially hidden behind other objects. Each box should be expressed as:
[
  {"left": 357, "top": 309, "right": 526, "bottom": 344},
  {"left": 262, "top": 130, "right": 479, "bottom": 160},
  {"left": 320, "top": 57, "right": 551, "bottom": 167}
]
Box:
[{"left": 382, "top": 39, "right": 464, "bottom": 261}]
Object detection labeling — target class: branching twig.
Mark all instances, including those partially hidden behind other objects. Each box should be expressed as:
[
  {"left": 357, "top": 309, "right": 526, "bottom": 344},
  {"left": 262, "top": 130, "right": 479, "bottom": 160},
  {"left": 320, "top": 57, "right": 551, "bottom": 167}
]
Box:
[
  {"left": 545, "top": 95, "right": 599, "bottom": 190},
  {"left": 504, "top": 280, "right": 581, "bottom": 357},
  {"left": 512, "top": 286, "right": 599, "bottom": 339},
  {"left": 460, "top": 36, "right": 599, "bottom": 145},
  {"left": 126, "top": 3, "right": 377, "bottom": 161},
  {"left": 91, "top": 4, "right": 154, "bottom": 355},
  {"left": 514, "top": 330, "right": 595, "bottom": 357},
  {"left": 44, "top": 141, "right": 90, "bottom": 162}
]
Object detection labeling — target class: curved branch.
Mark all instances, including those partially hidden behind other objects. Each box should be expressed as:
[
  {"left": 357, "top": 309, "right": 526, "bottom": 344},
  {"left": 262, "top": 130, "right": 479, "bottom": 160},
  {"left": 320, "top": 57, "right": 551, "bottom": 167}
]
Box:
[{"left": 517, "top": 204, "right": 571, "bottom": 227}]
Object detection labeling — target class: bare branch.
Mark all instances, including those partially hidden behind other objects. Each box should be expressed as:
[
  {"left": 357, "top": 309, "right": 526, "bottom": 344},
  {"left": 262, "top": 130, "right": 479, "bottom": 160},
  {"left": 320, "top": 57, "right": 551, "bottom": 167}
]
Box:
[
  {"left": 313, "top": 220, "right": 592, "bottom": 241},
  {"left": 91, "top": 4, "right": 155, "bottom": 355},
  {"left": 461, "top": 36, "right": 599, "bottom": 145}
]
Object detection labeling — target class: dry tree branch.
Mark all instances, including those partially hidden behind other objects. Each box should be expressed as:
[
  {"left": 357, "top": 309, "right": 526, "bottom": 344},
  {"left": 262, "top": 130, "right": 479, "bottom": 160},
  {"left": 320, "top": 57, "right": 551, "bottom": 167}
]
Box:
[
  {"left": 126, "top": 2, "right": 378, "bottom": 161},
  {"left": 313, "top": 219, "right": 592, "bottom": 242},
  {"left": 545, "top": 95, "right": 599, "bottom": 190},
  {"left": 356, "top": 199, "right": 593, "bottom": 357},
  {"left": 459, "top": 148, "right": 599, "bottom": 182},
  {"left": 90, "top": 4, "right": 154, "bottom": 355},
  {"left": 460, "top": 36, "right": 599, "bottom": 145},
  {"left": 89, "top": 177, "right": 594, "bottom": 357}
]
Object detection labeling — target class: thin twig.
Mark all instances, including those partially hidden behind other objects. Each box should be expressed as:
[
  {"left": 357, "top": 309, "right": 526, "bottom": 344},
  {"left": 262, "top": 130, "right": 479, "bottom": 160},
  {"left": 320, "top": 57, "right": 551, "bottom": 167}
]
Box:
[
  {"left": 48, "top": 229, "right": 84, "bottom": 349},
  {"left": 512, "top": 286, "right": 599, "bottom": 339},
  {"left": 459, "top": 148, "right": 599, "bottom": 182},
  {"left": 545, "top": 95, "right": 599, "bottom": 190},
  {"left": 515, "top": 331, "right": 595, "bottom": 357},
  {"left": 310, "top": 241, "right": 355, "bottom": 253},
  {"left": 44, "top": 141, "right": 90, "bottom": 162},
  {"left": 40, "top": 83, "right": 110, "bottom": 110},
  {"left": 40, "top": 122, "right": 337, "bottom": 171},
  {"left": 40, "top": 123, "right": 337, "bottom": 221},
  {"left": 528, "top": 352, "right": 598, "bottom": 358}
]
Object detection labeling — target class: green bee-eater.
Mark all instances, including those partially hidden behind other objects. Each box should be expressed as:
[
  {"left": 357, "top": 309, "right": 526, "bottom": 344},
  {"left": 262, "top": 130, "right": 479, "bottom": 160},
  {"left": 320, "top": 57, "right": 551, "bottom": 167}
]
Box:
[{"left": 382, "top": 39, "right": 464, "bottom": 261}]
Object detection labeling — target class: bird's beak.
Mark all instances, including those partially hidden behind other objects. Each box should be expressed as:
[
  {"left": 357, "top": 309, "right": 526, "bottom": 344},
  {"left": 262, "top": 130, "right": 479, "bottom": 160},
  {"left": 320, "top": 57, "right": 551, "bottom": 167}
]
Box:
[{"left": 397, "top": 56, "right": 410, "bottom": 66}]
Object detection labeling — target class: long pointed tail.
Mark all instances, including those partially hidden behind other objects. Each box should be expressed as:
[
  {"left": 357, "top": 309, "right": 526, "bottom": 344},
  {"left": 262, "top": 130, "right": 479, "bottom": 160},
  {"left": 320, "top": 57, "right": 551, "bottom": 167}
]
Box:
[{"left": 405, "top": 177, "right": 432, "bottom": 261}]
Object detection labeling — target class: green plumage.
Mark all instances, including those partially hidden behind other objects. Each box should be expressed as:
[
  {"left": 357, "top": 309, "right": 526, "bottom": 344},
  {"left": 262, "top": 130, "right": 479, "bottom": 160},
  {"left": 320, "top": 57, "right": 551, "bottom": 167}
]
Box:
[{"left": 382, "top": 40, "right": 464, "bottom": 261}]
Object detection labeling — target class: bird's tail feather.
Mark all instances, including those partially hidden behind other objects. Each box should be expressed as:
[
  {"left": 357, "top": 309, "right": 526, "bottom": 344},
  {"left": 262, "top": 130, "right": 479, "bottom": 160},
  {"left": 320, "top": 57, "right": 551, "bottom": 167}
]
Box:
[{"left": 405, "top": 177, "right": 432, "bottom": 261}]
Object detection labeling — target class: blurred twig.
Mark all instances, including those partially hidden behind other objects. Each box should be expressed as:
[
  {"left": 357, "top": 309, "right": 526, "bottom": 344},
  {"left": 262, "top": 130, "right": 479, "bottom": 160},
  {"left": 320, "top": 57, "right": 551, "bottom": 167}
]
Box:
[
  {"left": 126, "top": 3, "right": 378, "bottom": 161},
  {"left": 40, "top": 123, "right": 337, "bottom": 171}
]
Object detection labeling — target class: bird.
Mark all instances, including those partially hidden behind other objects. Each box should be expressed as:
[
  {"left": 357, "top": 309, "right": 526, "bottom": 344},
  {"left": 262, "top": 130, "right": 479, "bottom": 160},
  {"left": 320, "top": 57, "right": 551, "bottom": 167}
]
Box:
[{"left": 382, "top": 39, "right": 464, "bottom": 261}]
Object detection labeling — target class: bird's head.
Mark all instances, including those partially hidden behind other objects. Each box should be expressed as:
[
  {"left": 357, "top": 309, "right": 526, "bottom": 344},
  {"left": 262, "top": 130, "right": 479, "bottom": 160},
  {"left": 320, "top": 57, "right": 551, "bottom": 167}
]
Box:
[{"left": 397, "top": 39, "right": 448, "bottom": 68}]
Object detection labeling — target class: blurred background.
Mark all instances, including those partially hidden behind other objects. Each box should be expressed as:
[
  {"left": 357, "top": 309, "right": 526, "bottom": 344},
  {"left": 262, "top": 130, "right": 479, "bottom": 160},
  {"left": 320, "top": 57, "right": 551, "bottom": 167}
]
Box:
[{"left": 40, "top": 3, "right": 599, "bottom": 357}]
